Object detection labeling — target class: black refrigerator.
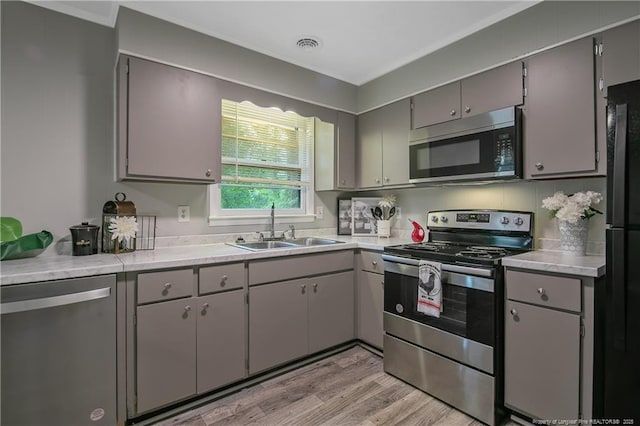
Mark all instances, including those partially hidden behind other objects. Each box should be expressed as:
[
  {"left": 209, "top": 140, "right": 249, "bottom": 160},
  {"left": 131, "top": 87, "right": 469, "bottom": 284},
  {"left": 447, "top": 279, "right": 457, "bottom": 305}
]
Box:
[{"left": 597, "top": 79, "right": 640, "bottom": 421}]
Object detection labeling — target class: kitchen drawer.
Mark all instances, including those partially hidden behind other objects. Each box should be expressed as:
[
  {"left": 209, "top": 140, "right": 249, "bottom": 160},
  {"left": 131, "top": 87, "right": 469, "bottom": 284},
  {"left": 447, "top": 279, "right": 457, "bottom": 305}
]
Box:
[
  {"left": 137, "top": 268, "right": 193, "bottom": 304},
  {"left": 199, "top": 262, "right": 244, "bottom": 295},
  {"left": 506, "top": 269, "right": 581, "bottom": 312},
  {"left": 360, "top": 250, "right": 384, "bottom": 274},
  {"left": 249, "top": 250, "right": 353, "bottom": 285}
]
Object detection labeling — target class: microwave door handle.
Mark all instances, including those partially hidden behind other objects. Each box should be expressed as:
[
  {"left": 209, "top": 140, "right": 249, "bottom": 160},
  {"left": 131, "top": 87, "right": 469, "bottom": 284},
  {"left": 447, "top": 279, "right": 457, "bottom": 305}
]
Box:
[{"left": 611, "top": 104, "right": 627, "bottom": 228}]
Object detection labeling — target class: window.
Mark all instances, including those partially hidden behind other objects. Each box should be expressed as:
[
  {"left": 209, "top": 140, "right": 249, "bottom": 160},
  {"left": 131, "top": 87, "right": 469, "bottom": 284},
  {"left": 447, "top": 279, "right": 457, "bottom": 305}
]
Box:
[{"left": 209, "top": 100, "right": 315, "bottom": 225}]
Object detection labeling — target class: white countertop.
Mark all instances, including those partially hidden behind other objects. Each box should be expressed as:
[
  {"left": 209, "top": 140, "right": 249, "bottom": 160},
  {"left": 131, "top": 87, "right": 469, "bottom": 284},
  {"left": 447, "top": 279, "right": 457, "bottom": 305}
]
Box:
[
  {"left": 1, "top": 235, "right": 606, "bottom": 285},
  {"left": 502, "top": 250, "right": 606, "bottom": 278},
  {"left": 0, "top": 235, "right": 410, "bottom": 285}
]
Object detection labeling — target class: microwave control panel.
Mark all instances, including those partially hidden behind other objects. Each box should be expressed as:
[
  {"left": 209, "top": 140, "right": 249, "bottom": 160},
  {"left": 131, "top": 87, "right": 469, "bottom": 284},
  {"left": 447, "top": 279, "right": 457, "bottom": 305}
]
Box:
[{"left": 494, "top": 131, "right": 515, "bottom": 171}]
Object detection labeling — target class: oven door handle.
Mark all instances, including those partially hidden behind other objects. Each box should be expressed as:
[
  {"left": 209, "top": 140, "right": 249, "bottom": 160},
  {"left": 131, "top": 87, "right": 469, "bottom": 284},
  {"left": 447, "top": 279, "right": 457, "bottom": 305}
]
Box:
[{"left": 381, "top": 254, "right": 494, "bottom": 278}]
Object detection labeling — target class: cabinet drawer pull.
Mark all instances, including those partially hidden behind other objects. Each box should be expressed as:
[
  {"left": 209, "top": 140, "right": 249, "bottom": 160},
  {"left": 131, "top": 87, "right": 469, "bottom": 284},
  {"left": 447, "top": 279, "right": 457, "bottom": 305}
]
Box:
[
  {"left": 510, "top": 308, "right": 518, "bottom": 316},
  {"left": 221, "top": 275, "right": 228, "bottom": 286},
  {"left": 537, "top": 288, "right": 546, "bottom": 295},
  {"left": 372, "top": 261, "right": 378, "bottom": 266}
]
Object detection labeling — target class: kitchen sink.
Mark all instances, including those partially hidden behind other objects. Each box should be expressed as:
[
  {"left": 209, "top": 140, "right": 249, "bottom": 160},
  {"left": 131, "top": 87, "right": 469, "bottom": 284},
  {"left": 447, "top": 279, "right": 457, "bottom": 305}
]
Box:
[
  {"left": 229, "top": 237, "right": 344, "bottom": 251},
  {"left": 230, "top": 241, "right": 298, "bottom": 251},
  {"left": 287, "top": 237, "right": 344, "bottom": 246}
]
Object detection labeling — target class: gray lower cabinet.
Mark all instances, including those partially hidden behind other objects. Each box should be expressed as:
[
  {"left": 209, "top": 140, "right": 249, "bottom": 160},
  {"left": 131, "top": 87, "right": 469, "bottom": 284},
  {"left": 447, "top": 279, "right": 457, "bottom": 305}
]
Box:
[
  {"left": 196, "top": 290, "right": 246, "bottom": 393},
  {"left": 136, "top": 298, "right": 197, "bottom": 414},
  {"left": 308, "top": 271, "right": 355, "bottom": 353},
  {"left": 523, "top": 37, "right": 598, "bottom": 178},
  {"left": 118, "top": 55, "right": 221, "bottom": 183},
  {"left": 357, "top": 250, "right": 385, "bottom": 349},
  {"left": 249, "top": 278, "right": 308, "bottom": 374},
  {"left": 357, "top": 270, "right": 384, "bottom": 349},
  {"left": 504, "top": 300, "right": 580, "bottom": 420},
  {"left": 249, "top": 271, "right": 355, "bottom": 374},
  {"left": 505, "top": 268, "right": 596, "bottom": 421}
]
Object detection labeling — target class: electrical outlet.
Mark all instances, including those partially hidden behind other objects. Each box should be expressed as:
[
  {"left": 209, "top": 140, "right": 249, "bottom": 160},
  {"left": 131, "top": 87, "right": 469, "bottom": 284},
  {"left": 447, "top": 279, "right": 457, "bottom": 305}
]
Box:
[
  {"left": 178, "top": 206, "right": 190, "bottom": 223},
  {"left": 316, "top": 206, "right": 324, "bottom": 219}
]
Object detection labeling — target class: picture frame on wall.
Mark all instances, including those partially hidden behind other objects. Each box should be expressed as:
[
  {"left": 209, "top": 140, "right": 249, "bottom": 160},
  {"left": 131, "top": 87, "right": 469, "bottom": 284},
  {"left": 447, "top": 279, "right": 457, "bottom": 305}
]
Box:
[
  {"left": 351, "top": 197, "right": 382, "bottom": 236},
  {"left": 337, "top": 198, "right": 353, "bottom": 235}
]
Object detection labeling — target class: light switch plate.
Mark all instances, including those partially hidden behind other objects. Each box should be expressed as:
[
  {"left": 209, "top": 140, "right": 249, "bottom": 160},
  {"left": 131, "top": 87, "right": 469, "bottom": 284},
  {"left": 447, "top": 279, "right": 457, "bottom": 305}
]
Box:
[
  {"left": 178, "top": 206, "right": 190, "bottom": 222},
  {"left": 316, "top": 206, "right": 324, "bottom": 219}
]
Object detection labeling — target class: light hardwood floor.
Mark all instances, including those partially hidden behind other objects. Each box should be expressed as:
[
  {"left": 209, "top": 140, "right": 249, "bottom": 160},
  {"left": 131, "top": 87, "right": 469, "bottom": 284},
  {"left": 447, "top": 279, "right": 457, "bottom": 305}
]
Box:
[{"left": 154, "top": 346, "right": 502, "bottom": 426}]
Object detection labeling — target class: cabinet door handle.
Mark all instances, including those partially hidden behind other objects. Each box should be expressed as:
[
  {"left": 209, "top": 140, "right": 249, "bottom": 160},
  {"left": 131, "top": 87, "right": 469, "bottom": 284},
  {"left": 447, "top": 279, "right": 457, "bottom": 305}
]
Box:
[
  {"left": 450, "top": 109, "right": 457, "bottom": 116},
  {"left": 384, "top": 177, "right": 390, "bottom": 183},
  {"left": 537, "top": 288, "right": 546, "bottom": 295},
  {"left": 221, "top": 275, "right": 227, "bottom": 286},
  {"left": 201, "top": 302, "right": 209, "bottom": 313},
  {"left": 184, "top": 305, "right": 192, "bottom": 312},
  {"left": 464, "top": 106, "right": 471, "bottom": 114},
  {"left": 301, "top": 284, "right": 306, "bottom": 294},
  {"left": 164, "top": 282, "right": 172, "bottom": 289},
  {"left": 510, "top": 308, "right": 518, "bottom": 316},
  {"left": 312, "top": 283, "right": 318, "bottom": 292},
  {"left": 372, "top": 261, "right": 378, "bottom": 266},
  {"left": 375, "top": 178, "right": 381, "bottom": 184},
  {"left": 206, "top": 169, "right": 212, "bottom": 177},
  {"left": 381, "top": 281, "right": 384, "bottom": 287},
  {"left": 535, "top": 162, "right": 544, "bottom": 171}
]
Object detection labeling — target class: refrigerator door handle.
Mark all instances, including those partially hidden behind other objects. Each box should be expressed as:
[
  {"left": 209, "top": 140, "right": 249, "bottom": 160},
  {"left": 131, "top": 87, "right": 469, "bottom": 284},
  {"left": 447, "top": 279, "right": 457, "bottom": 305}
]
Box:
[
  {"left": 608, "top": 229, "right": 627, "bottom": 351},
  {"left": 611, "top": 104, "right": 628, "bottom": 228}
]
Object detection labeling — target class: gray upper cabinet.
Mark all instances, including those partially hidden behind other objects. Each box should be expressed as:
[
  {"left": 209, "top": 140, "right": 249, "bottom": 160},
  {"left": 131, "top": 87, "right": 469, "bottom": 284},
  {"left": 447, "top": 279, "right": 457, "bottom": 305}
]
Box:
[
  {"left": 357, "top": 107, "right": 384, "bottom": 188},
  {"left": 118, "top": 55, "right": 221, "bottom": 183},
  {"left": 357, "top": 99, "right": 411, "bottom": 189},
  {"left": 523, "top": 37, "right": 598, "bottom": 178},
  {"left": 336, "top": 112, "right": 357, "bottom": 189},
  {"left": 599, "top": 20, "right": 640, "bottom": 97},
  {"left": 412, "top": 61, "right": 524, "bottom": 129},
  {"left": 315, "top": 112, "right": 356, "bottom": 191},
  {"left": 461, "top": 61, "right": 524, "bottom": 118},
  {"left": 412, "top": 82, "right": 460, "bottom": 128},
  {"left": 136, "top": 297, "right": 196, "bottom": 414}
]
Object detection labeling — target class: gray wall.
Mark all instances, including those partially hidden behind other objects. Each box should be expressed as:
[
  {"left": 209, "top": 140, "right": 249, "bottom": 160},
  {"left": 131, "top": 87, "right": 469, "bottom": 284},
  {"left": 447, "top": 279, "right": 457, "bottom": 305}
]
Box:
[
  {"left": 358, "top": 1, "right": 640, "bottom": 112},
  {"left": 116, "top": 7, "right": 358, "bottom": 114}
]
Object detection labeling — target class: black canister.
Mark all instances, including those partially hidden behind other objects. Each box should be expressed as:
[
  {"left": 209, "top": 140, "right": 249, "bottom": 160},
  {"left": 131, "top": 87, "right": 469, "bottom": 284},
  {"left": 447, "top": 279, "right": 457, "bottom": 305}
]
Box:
[{"left": 70, "top": 222, "right": 100, "bottom": 256}]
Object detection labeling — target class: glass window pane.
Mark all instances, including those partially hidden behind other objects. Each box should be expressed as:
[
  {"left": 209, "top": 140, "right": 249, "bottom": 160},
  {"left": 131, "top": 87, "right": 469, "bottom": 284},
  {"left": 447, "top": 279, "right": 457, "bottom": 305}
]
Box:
[{"left": 221, "top": 184, "right": 301, "bottom": 209}]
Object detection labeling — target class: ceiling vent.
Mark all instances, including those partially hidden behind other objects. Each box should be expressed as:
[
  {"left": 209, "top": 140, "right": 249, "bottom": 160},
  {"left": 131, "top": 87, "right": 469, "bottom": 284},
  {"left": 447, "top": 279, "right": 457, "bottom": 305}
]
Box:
[{"left": 296, "top": 37, "right": 321, "bottom": 51}]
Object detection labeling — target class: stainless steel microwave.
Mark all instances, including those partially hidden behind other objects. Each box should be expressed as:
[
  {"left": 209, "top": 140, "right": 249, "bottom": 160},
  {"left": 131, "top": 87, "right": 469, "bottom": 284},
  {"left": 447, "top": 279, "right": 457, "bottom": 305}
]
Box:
[{"left": 409, "top": 106, "right": 522, "bottom": 184}]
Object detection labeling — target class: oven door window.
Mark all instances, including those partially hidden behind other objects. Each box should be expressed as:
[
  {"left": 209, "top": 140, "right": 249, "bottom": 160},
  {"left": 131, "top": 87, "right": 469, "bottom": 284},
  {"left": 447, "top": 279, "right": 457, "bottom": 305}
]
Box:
[
  {"left": 384, "top": 270, "right": 494, "bottom": 346},
  {"left": 409, "top": 127, "right": 514, "bottom": 180}
]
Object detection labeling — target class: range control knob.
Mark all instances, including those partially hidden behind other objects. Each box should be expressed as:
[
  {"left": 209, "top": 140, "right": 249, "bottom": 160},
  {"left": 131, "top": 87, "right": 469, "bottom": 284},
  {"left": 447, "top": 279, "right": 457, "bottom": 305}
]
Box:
[
  {"left": 500, "top": 216, "right": 510, "bottom": 225},
  {"left": 440, "top": 216, "right": 448, "bottom": 223},
  {"left": 431, "top": 216, "right": 438, "bottom": 223},
  {"left": 514, "top": 217, "right": 524, "bottom": 226}
]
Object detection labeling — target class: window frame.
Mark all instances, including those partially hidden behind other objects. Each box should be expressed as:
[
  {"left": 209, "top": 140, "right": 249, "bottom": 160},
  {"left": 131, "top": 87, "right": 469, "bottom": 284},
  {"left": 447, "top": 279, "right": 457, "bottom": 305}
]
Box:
[{"left": 208, "top": 100, "right": 316, "bottom": 227}]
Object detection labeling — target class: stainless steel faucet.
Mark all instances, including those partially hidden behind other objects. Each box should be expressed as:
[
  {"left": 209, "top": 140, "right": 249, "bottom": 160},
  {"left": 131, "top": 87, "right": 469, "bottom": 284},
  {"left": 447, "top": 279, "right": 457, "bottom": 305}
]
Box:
[{"left": 269, "top": 202, "right": 275, "bottom": 239}]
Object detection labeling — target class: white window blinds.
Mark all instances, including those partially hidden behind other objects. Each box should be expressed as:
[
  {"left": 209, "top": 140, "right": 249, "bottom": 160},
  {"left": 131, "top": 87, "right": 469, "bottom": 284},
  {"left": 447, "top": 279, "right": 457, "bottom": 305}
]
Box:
[{"left": 221, "top": 100, "right": 314, "bottom": 187}]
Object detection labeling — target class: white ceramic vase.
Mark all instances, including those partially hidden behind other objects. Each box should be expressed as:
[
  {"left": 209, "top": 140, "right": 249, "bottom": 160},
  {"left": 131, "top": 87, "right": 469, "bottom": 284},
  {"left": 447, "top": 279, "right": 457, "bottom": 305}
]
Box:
[
  {"left": 558, "top": 219, "right": 588, "bottom": 255},
  {"left": 377, "top": 220, "right": 391, "bottom": 238}
]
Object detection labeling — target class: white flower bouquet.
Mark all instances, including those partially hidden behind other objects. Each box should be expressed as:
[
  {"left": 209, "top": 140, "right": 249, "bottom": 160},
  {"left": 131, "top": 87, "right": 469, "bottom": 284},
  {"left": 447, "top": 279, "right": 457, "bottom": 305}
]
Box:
[{"left": 541, "top": 191, "right": 603, "bottom": 224}]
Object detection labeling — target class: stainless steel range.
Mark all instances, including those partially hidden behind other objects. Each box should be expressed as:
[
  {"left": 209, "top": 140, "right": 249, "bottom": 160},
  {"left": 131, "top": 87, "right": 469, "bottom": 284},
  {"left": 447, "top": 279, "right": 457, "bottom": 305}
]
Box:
[{"left": 381, "top": 209, "right": 534, "bottom": 426}]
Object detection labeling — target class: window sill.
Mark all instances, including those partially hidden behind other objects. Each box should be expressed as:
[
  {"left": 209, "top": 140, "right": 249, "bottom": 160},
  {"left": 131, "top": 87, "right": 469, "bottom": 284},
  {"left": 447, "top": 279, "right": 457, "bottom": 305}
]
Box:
[{"left": 208, "top": 214, "right": 316, "bottom": 227}]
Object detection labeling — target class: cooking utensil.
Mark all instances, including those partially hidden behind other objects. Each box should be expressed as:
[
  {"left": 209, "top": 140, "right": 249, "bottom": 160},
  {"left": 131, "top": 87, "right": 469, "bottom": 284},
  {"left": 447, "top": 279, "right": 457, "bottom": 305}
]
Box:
[
  {"left": 388, "top": 207, "right": 396, "bottom": 219},
  {"left": 374, "top": 206, "right": 383, "bottom": 219}
]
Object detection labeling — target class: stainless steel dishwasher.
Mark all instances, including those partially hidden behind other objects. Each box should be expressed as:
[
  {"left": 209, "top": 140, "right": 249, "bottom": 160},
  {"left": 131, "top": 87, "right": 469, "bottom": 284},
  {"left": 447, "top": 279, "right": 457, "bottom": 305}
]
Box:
[{"left": 1, "top": 274, "right": 117, "bottom": 426}]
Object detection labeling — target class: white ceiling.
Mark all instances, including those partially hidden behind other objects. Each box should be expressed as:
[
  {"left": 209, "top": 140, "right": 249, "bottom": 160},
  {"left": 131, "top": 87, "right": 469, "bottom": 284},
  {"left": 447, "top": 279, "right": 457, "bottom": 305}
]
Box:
[{"left": 29, "top": 1, "right": 540, "bottom": 85}]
